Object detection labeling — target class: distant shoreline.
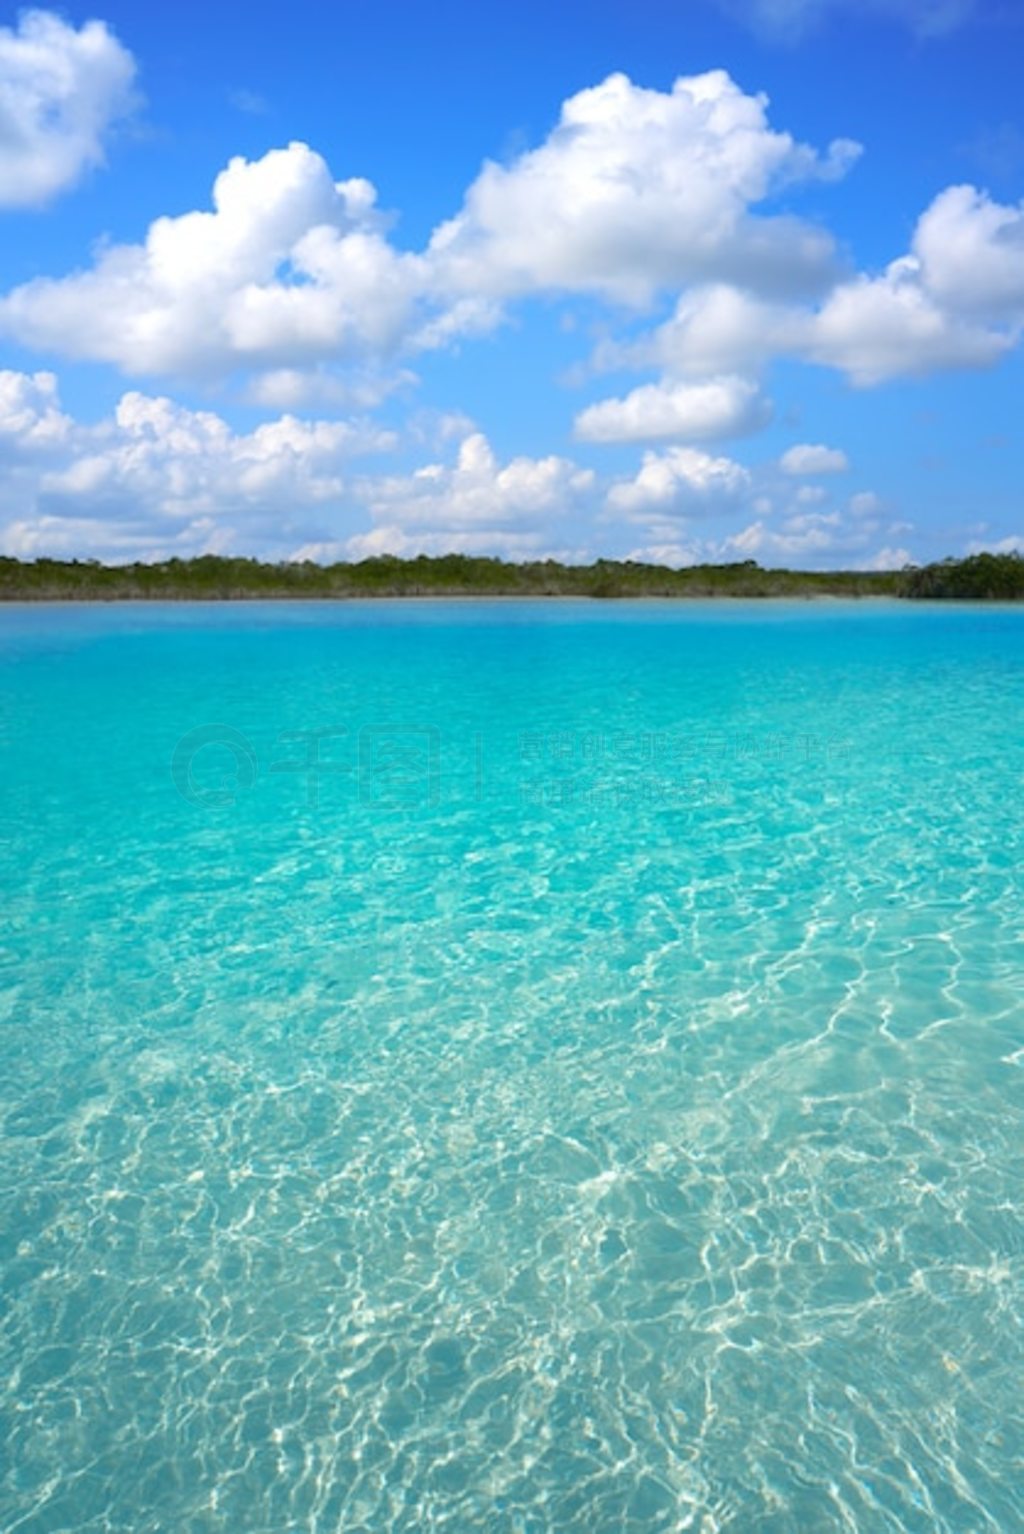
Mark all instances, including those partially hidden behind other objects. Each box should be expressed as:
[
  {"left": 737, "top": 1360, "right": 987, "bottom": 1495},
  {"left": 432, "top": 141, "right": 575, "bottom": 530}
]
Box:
[
  {"left": 1, "top": 551, "right": 1021, "bottom": 601},
  {"left": 0, "top": 591, "right": 908, "bottom": 604}
]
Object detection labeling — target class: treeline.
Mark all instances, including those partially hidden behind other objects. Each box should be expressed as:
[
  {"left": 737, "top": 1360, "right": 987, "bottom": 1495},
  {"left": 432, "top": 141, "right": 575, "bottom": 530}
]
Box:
[
  {"left": 0, "top": 551, "right": 1021, "bottom": 601},
  {"left": 898, "top": 552, "right": 1024, "bottom": 600}
]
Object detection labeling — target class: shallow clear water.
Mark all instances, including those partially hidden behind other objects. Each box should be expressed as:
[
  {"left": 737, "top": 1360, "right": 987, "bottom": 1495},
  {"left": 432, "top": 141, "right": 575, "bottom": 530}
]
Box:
[{"left": 1, "top": 599, "right": 1022, "bottom": 1532}]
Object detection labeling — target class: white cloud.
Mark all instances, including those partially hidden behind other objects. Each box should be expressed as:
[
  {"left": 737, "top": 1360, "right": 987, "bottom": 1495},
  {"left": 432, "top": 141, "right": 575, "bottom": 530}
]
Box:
[
  {"left": 0, "top": 10, "right": 136, "bottom": 208},
  {"left": 0, "top": 369, "right": 71, "bottom": 447},
  {"left": 849, "top": 491, "right": 882, "bottom": 517},
  {"left": 0, "top": 514, "right": 218, "bottom": 561},
  {"left": 408, "top": 295, "right": 504, "bottom": 351},
  {"left": 721, "top": 507, "right": 915, "bottom": 566},
  {"left": 39, "top": 392, "right": 395, "bottom": 518},
  {"left": 341, "top": 526, "right": 561, "bottom": 561},
  {"left": 627, "top": 267, "right": 1003, "bottom": 386},
  {"left": 806, "top": 256, "right": 1010, "bottom": 383},
  {"left": 0, "top": 369, "right": 402, "bottom": 559},
  {"left": 359, "top": 431, "right": 594, "bottom": 533},
  {"left": 0, "top": 369, "right": 932, "bottom": 569},
  {"left": 405, "top": 408, "right": 478, "bottom": 447},
  {"left": 0, "top": 71, "right": 858, "bottom": 379},
  {"left": 1, "top": 66, "right": 1020, "bottom": 571},
  {"left": 601, "top": 180, "right": 1024, "bottom": 387},
  {"left": 0, "top": 373, "right": 602, "bottom": 562},
  {"left": 575, "top": 375, "right": 770, "bottom": 443},
  {"left": 861, "top": 545, "right": 912, "bottom": 569},
  {"left": 341, "top": 429, "right": 602, "bottom": 556},
  {"left": 747, "top": 509, "right": 841, "bottom": 549},
  {"left": 1, "top": 66, "right": 1021, "bottom": 416},
  {"left": 0, "top": 143, "right": 434, "bottom": 376},
  {"left": 607, "top": 446, "right": 751, "bottom": 517},
  {"left": 601, "top": 283, "right": 800, "bottom": 378},
  {"left": 912, "top": 184, "right": 1024, "bottom": 319},
  {"left": 246, "top": 366, "right": 418, "bottom": 411},
  {"left": 627, "top": 509, "right": 916, "bottom": 571},
  {"left": 12, "top": 73, "right": 1020, "bottom": 404},
  {"left": 965, "top": 534, "right": 1024, "bottom": 555},
  {"left": 724, "top": 513, "right": 841, "bottom": 559},
  {"left": 624, "top": 541, "right": 702, "bottom": 567},
  {"left": 780, "top": 442, "right": 849, "bottom": 474},
  {"left": 429, "top": 70, "right": 858, "bottom": 305}
]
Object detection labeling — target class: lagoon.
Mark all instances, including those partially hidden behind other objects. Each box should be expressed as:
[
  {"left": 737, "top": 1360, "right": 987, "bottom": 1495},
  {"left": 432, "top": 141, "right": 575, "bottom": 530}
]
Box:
[{"left": 1, "top": 600, "right": 1022, "bottom": 1531}]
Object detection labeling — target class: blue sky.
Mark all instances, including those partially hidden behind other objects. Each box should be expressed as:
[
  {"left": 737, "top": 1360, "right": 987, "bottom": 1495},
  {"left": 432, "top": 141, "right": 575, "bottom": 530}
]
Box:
[{"left": 0, "top": 0, "right": 1021, "bottom": 567}]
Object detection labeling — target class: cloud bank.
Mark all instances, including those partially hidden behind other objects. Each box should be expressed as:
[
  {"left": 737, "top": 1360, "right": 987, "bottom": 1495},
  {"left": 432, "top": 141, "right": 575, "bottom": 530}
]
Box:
[
  {"left": 0, "top": 46, "right": 1018, "bottom": 568},
  {"left": 0, "top": 69, "right": 860, "bottom": 378},
  {"left": 0, "top": 369, "right": 917, "bottom": 570},
  {"left": 2, "top": 62, "right": 1019, "bottom": 398}
]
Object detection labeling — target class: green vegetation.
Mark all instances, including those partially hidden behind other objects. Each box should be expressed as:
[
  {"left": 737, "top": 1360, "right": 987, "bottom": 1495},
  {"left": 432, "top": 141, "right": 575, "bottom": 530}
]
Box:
[
  {"left": 0, "top": 552, "right": 898, "bottom": 599},
  {"left": 899, "top": 551, "right": 1024, "bottom": 600},
  {"left": 0, "top": 551, "right": 1020, "bottom": 601}
]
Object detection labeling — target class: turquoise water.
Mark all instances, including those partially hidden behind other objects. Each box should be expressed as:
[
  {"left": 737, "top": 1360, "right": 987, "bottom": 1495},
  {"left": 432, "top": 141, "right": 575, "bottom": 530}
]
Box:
[{"left": 1, "top": 599, "right": 1022, "bottom": 1532}]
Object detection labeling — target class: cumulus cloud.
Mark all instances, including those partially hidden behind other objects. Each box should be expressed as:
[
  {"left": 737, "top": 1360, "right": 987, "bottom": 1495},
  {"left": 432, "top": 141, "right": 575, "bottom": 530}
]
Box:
[
  {"left": 43, "top": 393, "right": 396, "bottom": 519},
  {"left": 0, "top": 369, "right": 71, "bottom": 447},
  {"left": 358, "top": 432, "right": 594, "bottom": 537},
  {"left": 806, "top": 257, "right": 1010, "bottom": 383},
  {"left": 720, "top": 506, "right": 915, "bottom": 566},
  {"left": 1, "top": 65, "right": 1020, "bottom": 413},
  {"left": 0, "top": 371, "right": 603, "bottom": 562},
  {"left": 0, "top": 143, "right": 434, "bottom": 376},
  {"left": 0, "top": 69, "right": 860, "bottom": 380},
  {"left": 12, "top": 72, "right": 1019, "bottom": 399},
  {"left": 0, "top": 64, "right": 1018, "bottom": 569},
  {"left": 595, "top": 283, "right": 797, "bottom": 379},
  {"left": 624, "top": 540, "right": 703, "bottom": 567},
  {"left": 607, "top": 446, "right": 751, "bottom": 517},
  {"left": 602, "top": 177, "right": 1024, "bottom": 387},
  {"left": 429, "top": 71, "right": 858, "bottom": 305},
  {"left": 0, "top": 10, "right": 136, "bottom": 208},
  {"left": 627, "top": 516, "right": 913, "bottom": 571},
  {"left": 575, "top": 375, "right": 771, "bottom": 444},
  {"left": 644, "top": 270, "right": 999, "bottom": 384},
  {"left": 780, "top": 442, "right": 849, "bottom": 474},
  {"left": 0, "top": 369, "right": 929, "bottom": 569},
  {"left": 0, "top": 369, "right": 400, "bottom": 559},
  {"left": 912, "top": 184, "right": 1024, "bottom": 319},
  {"left": 726, "top": 512, "right": 841, "bottom": 558},
  {"left": 333, "top": 433, "right": 598, "bottom": 560},
  {"left": 862, "top": 545, "right": 913, "bottom": 569},
  {"left": 340, "top": 526, "right": 565, "bottom": 561}
]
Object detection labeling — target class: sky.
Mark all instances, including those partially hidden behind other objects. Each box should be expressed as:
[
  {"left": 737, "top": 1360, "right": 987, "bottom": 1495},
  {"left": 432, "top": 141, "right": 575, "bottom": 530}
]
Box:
[{"left": 0, "top": 0, "right": 1022, "bottom": 569}]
